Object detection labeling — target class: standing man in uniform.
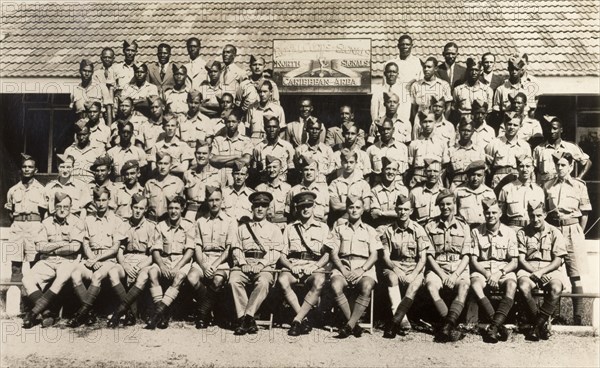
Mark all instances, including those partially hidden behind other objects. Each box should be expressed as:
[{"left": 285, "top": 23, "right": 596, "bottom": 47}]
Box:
[
  {"left": 222, "top": 161, "right": 255, "bottom": 221},
  {"left": 498, "top": 155, "right": 545, "bottom": 231},
  {"left": 114, "top": 39, "right": 139, "bottom": 100},
  {"left": 381, "top": 194, "right": 431, "bottom": 338},
  {"left": 469, "top": 99, "right": 496, "bottom": 149},
  {"left": 145, "top": 196, "right": 195, "bottom": 329},
  {"left": 65, "top": 120, "right": 106, "bottom": 184},
  {"left": 407, "top": 112, "right": 449, "bottom": 187},
  {"left": 328, "top": 149, "right": 372, "bottom": 224},
  {"left": 249, "top": 55, "right": 280, "bottom": 104},
  {"left": 371, "top": 62, "right": 404, "bottom": 126},
  {"left": 285, "top": 156, "right": 330, "bottom": 223},
  {"left": 326, "top": 195, "right": 382, "bottom": 338},
  {"left": 544, "top": 152, "right": 591, "bottom": 325},
  {"left": 255, "top": 155, "right": 291, "bottom": 229},
  {"left": 93, "top": 47, "right": 116, "bottom": 127},
  {"left": 143, "top": 152, "right": 185, "bottom": 222},
  {"left": 517, "top": 200, "right": 567, "bottom": 340},
  {"left": 164, "top": 64, "right": 191, "bottom": 116},
  {"left": 252, "top": 117, "right": 295, "bottom": 182},
  {"left": 424, "top": 189, "right": 472, "bottom": 342},
  {"left": 533, "top": 115, "right": 591, "bottom": 186},
  {"left": 410, "top": 57, "right": 452, "bottom": 124},
  {"left": 452, "top": 58, "right": 493, "bottom": 124},
  {"left": 448, "top": 118, "right": 485, "bottom": 190},
  {"left": 113, "top": 159, "right": 144, "bottom": 219},
  {"left": 187, "top": 186, "right": 236, "bottom": 328},
  {"left": 366, "top": 119, "right": 409, "bottom": 182},
  {"left": 492, "top": 55, "right": 539, "bottom": 125},
  {"left": 107, "top": 121, "right": 148, "bottom": 181},
  {"left": 210, "top": 108, "right": 253, "bottom": 177},
  {"left": 230, "top": 191, "right": 284, "bottom": 335},
  {"left": 279, "top": 192, "right": 331, "bottom": 336},
  {"left": 21, "top": 193, "right": 84, "bottom": 328},
  {"left": 470, "top": 198, "right": 519, "bottom": 343},
  {"left": 44, "top": 154, "right": 89, "bottom": 218},
  {"left": 5, "top": 154, "right": 46, "bottom": 281},
  {"left": 295, "top": 118, "right": 336, "bottom": 184},
  {"left": 369, "top": 157, "right": 409, "bottom": 230},
  {"left": 409, "top": 159, "right": 443, "bottom": 226},
  {"left": 148, "top": 43, "right": 175, "bottom": 96},
  {"left": 245, "top": 81, "right": 286, "bottom": 143},
  {"left": 71, "top": 59, "right": 111, "bottom": 120},
  {"left": 454, "top": 161, "right": 496, "bottom": 228},
  {"left": 369, "top": 92, "right": 412, "bottom": 145},
  {"left": 121, "top": 63, "right": 160, "bottom": 115}
]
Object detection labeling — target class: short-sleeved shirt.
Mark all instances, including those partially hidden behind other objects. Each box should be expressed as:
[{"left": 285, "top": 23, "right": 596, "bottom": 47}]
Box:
[
  {"left": 245, "top": 102, "right": 286, "bottom": 138},
  {"left": 178, "top": 112, "right": 216, "bottom": 148},
  {"left": 283, "top": 219, "right": 330, "bottom": 256},
  {"left": 84, "top": 211, "right": 127, "bottom": 251},
  {"left": 123, "top": 218, "right": 155, "bottom": 254},
  {"left": 533, "top": 140, "right": 590, "bottom": 183},
  {"left": 151, "top": 218, "right": 195, "bottom": 255},
  {"left": 454, "top": 184, "right": 496, "bottom": 226},
  {"left": 328, "top": 173, "right": 372, "bottom": 206},
  {"left": 410, "top": 77, "right": 452, "bottom": 113},
  {"left": 198, "top": 82, "right": 223, "bottom": 113},
  {"left": 372, "top": 114, "right": 412, "bottom": 144},
  {"left": 285, "top": 182, "right": 330, "bottom": 221},
  {"left": 44, "top": 178, "right": 90, "bottom": 214},
  {"left": 222, "top": 186, "right": 254, "bottom": 221},
  {"left": 371, "top": 181, "right": 410, "bottom": 214},
  {"left": 256, "top": 181, "right": 291, "bottom": 217},
  {"left": 211, "top": 134, "right": 253, "bottom": 158},
  {"left": 7, "top": 179, "right": 45, "bottom": 216},
  {"left": 366, "top": 139, "right": 409, "bottom": 174},
  {"left": 333, "top": 146, "right": 372, "bottom": 178},
  {"left": 471, "top": 123, "right": 496, "bottom": 149},
  {"left": 470, "top": 223, "right": 518, "bottom": 261},
  {"left": 296, "top": 142, "right": 336, "bottom": 181},
  {"left": 408, "top": 136, "right": 450, "bottom": 168},
  {"left": 498, "top": 179, "right": 545, "bottom": 221},
  {"left": 544, "top": 176, "right": 592, "bottom": 220},
  {"left": 448, "top": 141, "right": 485, "bottom": 178},
  {"left": 113, "top": 62, "right": 135, "bottom": 91},
  {"left": 253, "top": 139, "right": 295, "bottom": 174},
  {"left": 424, "top": 216, "right": 472, "bottom": 262},
  {"left": 232, "top": 219, "right": 284, "bottom": 266},
  {"left": 113, "top": 182, "right": 144, "bottom": 219},
  {"left": 164, "top": 87, "right": 190, "bottom": 116},
  {"left": 121, "top": 82, "right": 160, "bottom": 103},
  {"left": 370, "top": 82, "right": 405, "bottom": 123},
  {"left": 195, "top": 211, "right": 237, "bottom": 253},
  {"left": 107, "top": 145, "right": 148, "bottom": 177},
  {"left": 64, "top": 142, "right": 106, "bottom": 183},
  {"left": 35, "top": 214, "right": 85, "bottom": 256},
  {"left": 88, "top": 122, "right": 111, "bottom": 150},
  {"left": 493, "top": 78, "right": 539, "bottom": 112},
  {"left": 409, "top": 184, "right": 441, "bottom": 224},
  {"left": 517, "top": 222, "right": 568, "bottom": 262},
  {"left": 381, "top": 220, "right": 431, "bottom": 262},
  {"left": 485, "top": 136, "right": 531, "bottom": 169},
  {"left": 324, "top": 220, "right": 383, "bottom": 258},
  {"left": 148, "top": 137, "right": 194, "bottom": 166},
  {"left": 71, "top": 81, "right": 111, "bottom": 113},
  {"left": 413, "top": 118, "right": 456, "bottom": 147},
  {"left": 143, "top": 175, "right": 184, "bottom": 218},
  {"left": 453, "top": 81, "right": 493, "bottom": 115},
  {"left": 183, "top": 164, "right": 227, "bottom": 202},
  {"left": 498, "top": 117, "right": 543, "bottom": 142},
  {"left": 139, "top": 120, "right": 165, "bottom": 152}
]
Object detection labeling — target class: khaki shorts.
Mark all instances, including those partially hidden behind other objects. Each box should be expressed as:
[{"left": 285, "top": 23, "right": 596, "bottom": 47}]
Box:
[
  {"left": 7, "top": 221, "right": 44, "bottom": 262},
  {"left": 331, "top": 258, "right": 377, "bottom": 283},
  {"left": 470, "top": 260, "right": 517, "bottom": 283},
  {"left": 151, "top": 255, "right": 192, "bottom": 280},
  {"left": 28, "top": 257, "right": 79, "bottom": 288},
  {"left": 517, "top": 260, "right": 564, "bottom": 287}
]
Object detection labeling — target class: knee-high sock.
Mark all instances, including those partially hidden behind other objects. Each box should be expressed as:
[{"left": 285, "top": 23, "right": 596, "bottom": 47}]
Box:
[
  {"left": 116, "top": 286, "right": 144, "bottom": 314},
  {"left": 492, "top": 297, "right": 514, "bottom": 326},
  {"left": 335, "top": 294, "right": 351, "bottom": 321},
  {"left": 28, "top": 290, "right": 43, "bottom": 307},
  {"left": 571, "top": 285, "right": 584, "bottom": 319},
  {"left": 478, "top": 296, "right": 495, "bottom": 322},
  {"left": 392, "top": 297, "right": 414, "bottom": 324},
  {"left": 82, "top": 285, "right": 101, "bottom": 308},
  {"left": 161, "top": 287, "right": 179, "bottom": 307},
  {"left": 150, "top": 286, "right": 163, "bottom": 304},
  {"left": 32, "top": 290, "right": 57, "bottom": 316},
  {"left": 434, "top": 299, "right": 448, "bottom": 318},
  {"left": 198, "top": 288, "right": 217, "bottom": 318},
  {"left": 523, "top": 294, "right": 539, "bottom": 320},
  {"left": 73, "top": 283, "right": 88, "bottom": 303},
  {"left": 446, "top": 300, "right": 465, "bottom": 325},
  {"left": 347, "top": 294, "right": 370, "bottom": 328},
  {"left": 112, "top": 283, "right": 127, "bottom": 303}
]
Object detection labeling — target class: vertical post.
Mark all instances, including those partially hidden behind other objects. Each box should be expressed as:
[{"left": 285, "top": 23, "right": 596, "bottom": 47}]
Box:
[{"left": 48, "top": 107, "right": 54, "bottom": 173}]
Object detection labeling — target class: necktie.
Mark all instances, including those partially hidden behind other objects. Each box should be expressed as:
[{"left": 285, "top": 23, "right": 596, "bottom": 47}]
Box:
[
  {"left": 160, "top": 65, "right": 165, "bottom": 80},
  {"left": 448, "top": 65, "right": 453, "bottom": 84},
  {"left": 104, "top": 67, "right": 109, "bottom": 79},
  {"left": 223, "top": 66, "right": 228, "bottom": 83}
]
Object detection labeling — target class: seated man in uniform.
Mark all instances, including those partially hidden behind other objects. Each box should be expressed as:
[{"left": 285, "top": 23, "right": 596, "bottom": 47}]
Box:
[
  {"left": 381, "top": 194, "right": 431, "bottom": 338},
  {"left": 278, "top": 192, "right": 331, "bottom": 336},
  {"left": 22, "top": 193, "right": 84, "bottom": 328},
  {"left": 517, "top": 200, "right": 567, "bottom": 341},
  {"left": 230, "top": 192, "right": 284, "bottom": 335},
  {"left": 68, "top": 187, "right": 127, "bottom": 327},
  {"left": 326, "top": 195, "right": 383, "bottom": 338},
  {"left": 252, "top": 117, "right": 295, "bottom": 183},
  {"left": 454, "top": 161, "right": 496, "bottom": 229},
  {"left": 107, "top": 193, "right": 155, "bottom": 328},
  {"left": 187, "top": 186, "right": 236, "bottom": 329},
  {"left": 470, "top": 198, "right": 519, "bottom": 343},
  {"left": 424, "top": 189, "right": 472, "bottom": 342},
  {"left": 146, "top": 196, "right": 195, "bottom": 329}
]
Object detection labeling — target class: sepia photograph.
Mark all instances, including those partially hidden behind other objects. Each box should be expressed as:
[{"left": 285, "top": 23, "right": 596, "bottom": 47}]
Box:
[{"left": 0, "top": 1, "right": 599, "bottom": 367}]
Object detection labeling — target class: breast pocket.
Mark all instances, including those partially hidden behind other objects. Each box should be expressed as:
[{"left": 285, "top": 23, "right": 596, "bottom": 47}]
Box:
[
  {"left": 563, "top": 195, "right": 580, "bottom": 211},
  {"left": 449, "top": 229, "right": 466, "bottom": 253},
  {"left": 415, "top": 204, "right": 429, "bottom": 219},
  {"left": 402, "top": 241, "right": 417, "bottom": 258},
  {"left": 506, "top": 201, "right": 522, "bottom": 216}
]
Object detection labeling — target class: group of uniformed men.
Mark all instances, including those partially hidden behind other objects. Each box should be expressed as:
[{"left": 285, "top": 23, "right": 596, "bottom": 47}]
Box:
[{"left": 5, "top": 34, "right": 593, "bottom": 343}]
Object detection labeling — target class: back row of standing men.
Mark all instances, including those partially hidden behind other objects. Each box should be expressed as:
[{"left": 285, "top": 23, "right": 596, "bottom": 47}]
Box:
[{"left": 6, "top": 34, "right": 593, "bottom": 340}]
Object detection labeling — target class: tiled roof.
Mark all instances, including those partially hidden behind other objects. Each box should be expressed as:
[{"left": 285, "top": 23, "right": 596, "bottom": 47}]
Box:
[{"left": 1, "top": 0, "right": 599, "bottom": 78}]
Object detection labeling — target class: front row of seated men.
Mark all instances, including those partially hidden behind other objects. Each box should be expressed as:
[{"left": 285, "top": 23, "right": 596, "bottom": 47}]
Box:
[{"left": 21, "top": 184, "right": 566, "bottom": 343}]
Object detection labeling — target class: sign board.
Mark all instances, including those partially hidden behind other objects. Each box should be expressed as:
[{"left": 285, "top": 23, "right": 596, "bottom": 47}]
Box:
[{"left": 272, "top": 39, "right": 371, "bottom": 94}]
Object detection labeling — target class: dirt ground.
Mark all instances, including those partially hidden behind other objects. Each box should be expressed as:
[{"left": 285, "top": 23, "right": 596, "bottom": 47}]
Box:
[{"left": 1, "top": 319, "right": 599, "bottom": 368}]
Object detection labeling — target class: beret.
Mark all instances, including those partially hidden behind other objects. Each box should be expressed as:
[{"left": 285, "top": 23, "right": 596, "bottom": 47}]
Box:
[
  {"left": 381, "top": 156, "right": 399, "bottom": 169},
  {"left": 465, "top": 57, "right": 479, "bottom": 70},
  {"left": 508, "top": 54, "right": 527, "bottom": 69},
  {"left": 120, "top": 159, "right": 139, "bottom": 175},
  {"left": 195, "top": 139, "right": 211, "bottom": 148},
  {"left": 516, "top": 154, "right": 534, "bottom": 165},
  {"left": 297, "top": 154, "right": 317, "bottom": 169},
  {"left": 249, "top": 55, "right": 265, "bottom": 64},
  {"left": 430, "top": 95, "right": 445, "bottom": 105},
  {"left": 155, "top": 150, "right": 172, "bottom": 162},
  {"left": 345, "top": 194, "right": 363, "bottom": 206},
  {"left": 90, "top": 155, "right": 112, "bottom": 171},
  {"left": 123, "top": 39, "right": 138, "bottom": 49},
  {"left": 466, "top": 160, "right": 486, "bottom": 173},
  {"left": 133, "top": 63, "right": 148, "bottom": 72},
  {"left": 435, "top": 189, "right": 454, "bottom": 205},
  {"left": 20, "top": 153, "right": 34, "bottom": 163}
]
